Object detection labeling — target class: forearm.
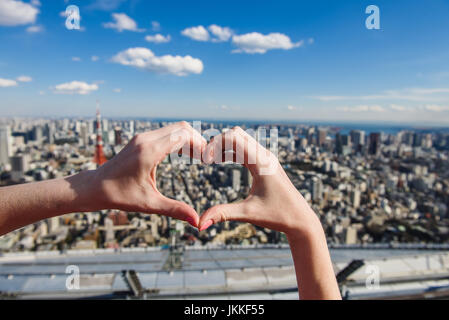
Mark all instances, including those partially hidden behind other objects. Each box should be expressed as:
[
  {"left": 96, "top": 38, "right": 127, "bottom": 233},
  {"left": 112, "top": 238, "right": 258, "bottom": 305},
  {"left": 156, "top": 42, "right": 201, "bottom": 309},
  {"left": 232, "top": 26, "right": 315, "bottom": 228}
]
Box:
[
  {"left": 0, "top": 170, "right": 102, "bottom": 236},
  {"left": 287, "top": 214, "right": 341, "bottom": 300}
]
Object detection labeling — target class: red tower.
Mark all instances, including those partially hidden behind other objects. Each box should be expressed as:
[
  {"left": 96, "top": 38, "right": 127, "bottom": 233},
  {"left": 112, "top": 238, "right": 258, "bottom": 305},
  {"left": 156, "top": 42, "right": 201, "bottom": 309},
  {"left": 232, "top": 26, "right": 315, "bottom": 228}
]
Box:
[{"left": 94, "top": 102, "right": 107, "bottom": 166}]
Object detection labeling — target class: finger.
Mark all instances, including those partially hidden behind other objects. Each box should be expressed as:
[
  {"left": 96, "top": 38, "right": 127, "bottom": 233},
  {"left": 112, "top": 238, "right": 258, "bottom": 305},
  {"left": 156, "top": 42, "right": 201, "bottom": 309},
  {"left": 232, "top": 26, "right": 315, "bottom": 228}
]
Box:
[
  {"left": 151, "top": 195, "right": 199, "bottom": 228},
  {"left": 159, "top": 126, "right": 206, "bottom": 162},
  {"left": 143, "top": 121, "right": 195, "bottom": 141},
  {"left": 198, "top": 202, "right": 249, "bottom": 231},
  {"left": 203, "top": 128, "right": 259, "bottom": 172}
]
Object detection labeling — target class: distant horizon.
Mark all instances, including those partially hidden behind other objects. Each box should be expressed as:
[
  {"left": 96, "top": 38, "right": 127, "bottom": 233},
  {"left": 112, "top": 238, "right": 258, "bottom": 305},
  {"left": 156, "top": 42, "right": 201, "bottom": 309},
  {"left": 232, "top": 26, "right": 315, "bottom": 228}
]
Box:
[{"left": 2, "top": 114, "right": 449, "bottom": 131}]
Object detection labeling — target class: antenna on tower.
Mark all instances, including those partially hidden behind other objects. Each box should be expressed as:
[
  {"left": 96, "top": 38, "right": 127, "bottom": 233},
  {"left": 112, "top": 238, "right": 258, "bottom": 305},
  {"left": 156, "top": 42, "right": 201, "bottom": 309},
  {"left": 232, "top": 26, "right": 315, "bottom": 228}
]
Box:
[{"left": 93, "top": 101, "right": 107, "bottom": 167}]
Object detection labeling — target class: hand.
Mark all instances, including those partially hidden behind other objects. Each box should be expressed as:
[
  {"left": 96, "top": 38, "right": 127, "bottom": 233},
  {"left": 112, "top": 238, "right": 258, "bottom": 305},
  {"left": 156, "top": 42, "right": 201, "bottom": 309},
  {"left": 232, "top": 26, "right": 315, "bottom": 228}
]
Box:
[
  {"left": 94, "top": 121, "right": 206, "bottom": 227},
  {"left": 198, "top": 126, "right": 322, "bottom": 237}
]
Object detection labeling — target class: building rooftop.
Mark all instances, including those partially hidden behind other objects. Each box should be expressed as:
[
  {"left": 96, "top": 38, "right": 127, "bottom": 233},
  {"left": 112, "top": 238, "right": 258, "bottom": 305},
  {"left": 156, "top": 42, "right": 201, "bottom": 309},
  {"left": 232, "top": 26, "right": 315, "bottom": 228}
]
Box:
[{"left": 1, "top": 244, "right": 449, "bottom": 299}]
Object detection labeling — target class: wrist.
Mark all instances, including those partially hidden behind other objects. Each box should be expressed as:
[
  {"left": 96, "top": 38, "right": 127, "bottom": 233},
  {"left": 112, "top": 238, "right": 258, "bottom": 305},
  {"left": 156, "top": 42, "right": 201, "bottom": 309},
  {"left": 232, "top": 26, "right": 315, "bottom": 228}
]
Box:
[
  {"left": 284, "top": 200, "right": 325, "bottom": 243},
  {"left": 66, "top": 170, "right": 107, "bottom": 212}
]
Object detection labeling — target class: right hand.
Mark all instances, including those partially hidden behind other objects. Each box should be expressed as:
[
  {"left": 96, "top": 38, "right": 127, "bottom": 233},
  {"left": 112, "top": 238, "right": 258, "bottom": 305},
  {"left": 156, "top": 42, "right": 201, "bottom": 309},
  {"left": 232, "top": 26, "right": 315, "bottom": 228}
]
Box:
[{"left": 198, "top": 127, "right": 322, "bottom": 238}]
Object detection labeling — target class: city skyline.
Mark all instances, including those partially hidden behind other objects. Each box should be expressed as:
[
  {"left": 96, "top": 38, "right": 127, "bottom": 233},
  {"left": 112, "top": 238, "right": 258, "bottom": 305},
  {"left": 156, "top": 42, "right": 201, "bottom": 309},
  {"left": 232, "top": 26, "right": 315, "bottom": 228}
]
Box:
[{"left": 1, "top": 0, "right": 449, "bottom": 124}]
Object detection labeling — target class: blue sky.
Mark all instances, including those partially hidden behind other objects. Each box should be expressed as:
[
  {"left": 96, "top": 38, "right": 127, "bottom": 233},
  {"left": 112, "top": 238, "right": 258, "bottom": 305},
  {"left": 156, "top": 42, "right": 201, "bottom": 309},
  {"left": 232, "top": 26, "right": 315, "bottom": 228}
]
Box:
[{"left": 1, "top": 0, "right": 449, "bottom": 124}]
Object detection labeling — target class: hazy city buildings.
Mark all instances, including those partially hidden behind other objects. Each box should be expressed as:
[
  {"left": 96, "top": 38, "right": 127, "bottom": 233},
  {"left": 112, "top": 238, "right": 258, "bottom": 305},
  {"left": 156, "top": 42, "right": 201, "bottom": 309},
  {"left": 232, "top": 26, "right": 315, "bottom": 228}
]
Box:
[{"left": 0, "top": 116, "right": 448, "bottom": 252}]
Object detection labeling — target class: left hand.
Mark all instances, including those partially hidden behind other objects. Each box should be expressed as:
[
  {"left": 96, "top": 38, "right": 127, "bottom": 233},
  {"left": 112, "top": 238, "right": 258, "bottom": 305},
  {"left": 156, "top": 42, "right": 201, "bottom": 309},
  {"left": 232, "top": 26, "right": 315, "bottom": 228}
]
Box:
[{"left": 93, "top": 121, "right": 206, "bottom": 227}]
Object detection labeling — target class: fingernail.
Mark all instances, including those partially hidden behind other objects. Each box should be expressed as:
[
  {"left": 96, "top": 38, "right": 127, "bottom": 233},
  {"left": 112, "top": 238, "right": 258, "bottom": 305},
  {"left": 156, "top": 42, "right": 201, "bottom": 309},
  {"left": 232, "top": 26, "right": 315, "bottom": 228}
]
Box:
[
  {"left": 199, "top": 220, "right": 213, "bottom": 231},
  {"left": 186, "top": 217, "right": 197, "bottom": 227}
]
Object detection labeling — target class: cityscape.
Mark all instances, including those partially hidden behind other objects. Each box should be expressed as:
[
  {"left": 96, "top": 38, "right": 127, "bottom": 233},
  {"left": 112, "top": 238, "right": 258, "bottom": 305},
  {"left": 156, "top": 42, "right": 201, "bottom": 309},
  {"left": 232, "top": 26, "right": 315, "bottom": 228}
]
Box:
[
  {"left": 1, "top": 113, "right": 448, "bottom": 253},
  {"left": 1, "top": 0, "right": 449, "bottom": 300}
]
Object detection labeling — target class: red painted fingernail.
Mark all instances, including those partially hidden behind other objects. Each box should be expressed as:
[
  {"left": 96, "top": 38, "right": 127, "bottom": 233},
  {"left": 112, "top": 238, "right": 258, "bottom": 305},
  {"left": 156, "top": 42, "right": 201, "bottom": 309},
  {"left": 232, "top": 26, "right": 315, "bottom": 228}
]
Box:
[
  {"left": 186, "top": 217, "right": 197, "bottom": 227},
  {"left": 199, "top": 220, "right": 213, "bottom": 231}
]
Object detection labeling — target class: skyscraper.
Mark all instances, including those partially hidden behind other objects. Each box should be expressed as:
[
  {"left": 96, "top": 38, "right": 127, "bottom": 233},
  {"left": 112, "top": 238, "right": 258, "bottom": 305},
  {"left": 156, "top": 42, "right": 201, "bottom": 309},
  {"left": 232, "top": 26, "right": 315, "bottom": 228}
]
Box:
[
  {"left": 0, "top": 125, "right": 12, "bottom": 166},
  {"left": 232, "top": 168, "right": 241, "bottom": 191},
  {"left": 79, "top": 122, "right": 89, "bottom": 146},
  {"left": 114, "top": 126, "right": 122, "bottom": 146},
  {"left": 335, "top": 133, "right": 343, "bottom": 155},
  {"left": 311, "top": 177, "right": 323, "bottom": 202},
  {"left": 350, "top": 130, "right": 365, "bottom": 153},
  {"left": 368, "top": 132, "right": 381, "bottom": 155},
  {"left": 318, "top": 129, "right": 327, "bottom": 147},
  {"left": 10, "top": 154, "right": 29, "bottom": 182}
]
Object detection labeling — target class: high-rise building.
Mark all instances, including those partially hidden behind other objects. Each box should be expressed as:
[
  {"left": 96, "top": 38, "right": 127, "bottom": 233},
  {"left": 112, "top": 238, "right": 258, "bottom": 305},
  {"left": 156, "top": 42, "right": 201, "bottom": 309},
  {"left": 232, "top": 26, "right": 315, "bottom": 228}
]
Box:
[
  {"left": 79, "top": 122, "right": 88, "bottom": 146},
  {"left": 114, "top": 127, "right": 122, "bottom": 146},
  {"left": 232, "top": 168, "right": 241, "bottom": 191},
  {"left": 318, "top": 129, "right": 327, "bottom": 147},
  {"left": 311, "top": 177, "right": 323, "bottom": 202},
  {"left": 350, "top": 130, "right": 365, "bottom": 152},
  {"left": 0, "top": 125, "right": 12, "bottom": 166},
  {"left": 335, "top": 133, "right": 343, "bottom": 155},
  {"left": 351, "top": 188, "right": 361, "bottom": 209},
  {"left": 368, "top": 132, "right": 381, "bottom": 155},
  {"left": 129, "top": 120, "right": 135, "bottom": 136},
  {"left": 46, "top": 122, "right": 55, "bottom": 144},
  {"left": 10, "top": 154, "right": 30, "bottom": 182},
  {"left": 105, "top": 218, "right": 114, "bottom": 243},
  {"left": 48, "top": 216, "right": 60, "bottom": 233},
  {"left": 242, "top": 167, "right": 252, "bottom": 187}
]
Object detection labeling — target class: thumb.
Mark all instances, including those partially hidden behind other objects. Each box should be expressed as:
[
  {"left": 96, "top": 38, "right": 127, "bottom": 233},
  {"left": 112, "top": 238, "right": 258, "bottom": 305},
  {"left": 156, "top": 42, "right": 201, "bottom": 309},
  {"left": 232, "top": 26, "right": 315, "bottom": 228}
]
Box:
[
  {"left": 151, "top": 195, "right": 199, "bottom": 228},
  {"left": 198, "top": 202, "right": 248, "bottom": 231}
]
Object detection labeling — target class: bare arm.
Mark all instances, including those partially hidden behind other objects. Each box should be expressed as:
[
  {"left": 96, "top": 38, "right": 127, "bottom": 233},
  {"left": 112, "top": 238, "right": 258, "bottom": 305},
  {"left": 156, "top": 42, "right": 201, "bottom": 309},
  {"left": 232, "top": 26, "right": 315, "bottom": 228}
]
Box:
[
  {"left": 287, "top": 218, "right": 341, "bottom": 299},
  {"left": 0, "top": 121, "right": 206, "bottom": 236},
  {"left": 0, "top": 170, "right": 100, "bottom": 236},
  {"left": 198, "top": 127, "right": 341, "bottom": 300}
]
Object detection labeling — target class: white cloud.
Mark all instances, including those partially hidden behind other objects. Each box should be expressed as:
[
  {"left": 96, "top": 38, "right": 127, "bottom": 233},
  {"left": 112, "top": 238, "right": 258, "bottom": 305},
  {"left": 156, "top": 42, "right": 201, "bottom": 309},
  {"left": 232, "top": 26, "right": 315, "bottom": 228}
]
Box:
[
  {"left": 72, "top": 57, "right": 81, "bottom": 62},
  {"left": 314, "top": 87, "right": 449, "bottom": 102},
  {"left": 211, "top": 104, "right": 240, "bottom": 112},
  {"left": 337, "top": 105, "right": 386, "bottom": 113},
  {"left": 0, "top": 0, "right": 39, "bottom": 26},
  {"left": 53, "top": 81, "right": 99, "bottom": 95},
  {"left": 87, "top": 0, "right": 126, "bottom": 11},
  {"left": 111, "top": 47, "right": 203, "bottom": 76},
  {"left": 151, "top": 21, "right": 160, "bottom": 31},
  {"left": 287, "top": 105, "right": 299, "bottom": 111},
  {"left": 113, "top": 88, "right": 121, "bottom": 93},
  {"left": 232, "top": 32, "right": 303, "bottom": 54},
  {"left": 30, "top": 0, "right": 40, "bottom": 6},
  {"left": 16, "top": 75, "right": 32, "bottom": 82},
  {"left": 0, "top": 78, "right": 18, "bottom": 87},
  {"left": 390, "top": 104, "right": 406, "bottom": 111},
  {"left": 145, "top": 34, "right": 171, "bottom": 43},
  {"left": 181, "top": 25, "right": 209, "bottom": 41},
  {"left": 103, "top": 13, "right": 144, "bottom": 32},
  {"left": 26, "top": 24, "right": 43, "bottom": 33},
  {"left": 425, "top": 104, "right": 449, "bottom": 112},
  {"left": 91, "top": 56, "right": 99, "bottom": 62},
  {"left": 0, "top": 0, "right": 40, "bottom": 27},
  {"left": 208, "top": 24, "right": 233, "bottom": 42}
]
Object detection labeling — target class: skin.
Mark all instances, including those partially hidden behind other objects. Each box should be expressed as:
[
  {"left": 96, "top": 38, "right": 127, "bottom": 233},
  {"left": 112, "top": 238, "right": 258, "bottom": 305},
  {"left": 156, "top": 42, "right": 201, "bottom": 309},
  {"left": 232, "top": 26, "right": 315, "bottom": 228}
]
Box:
[
  {"left": 199, "top": 127, "right": 341, "bottom": 300},
  {"left": 0, "top": 122, "right": 340, "bottom": 300},
  {"left": 0, "top": 121, "right": 206, "bottom": 235}
]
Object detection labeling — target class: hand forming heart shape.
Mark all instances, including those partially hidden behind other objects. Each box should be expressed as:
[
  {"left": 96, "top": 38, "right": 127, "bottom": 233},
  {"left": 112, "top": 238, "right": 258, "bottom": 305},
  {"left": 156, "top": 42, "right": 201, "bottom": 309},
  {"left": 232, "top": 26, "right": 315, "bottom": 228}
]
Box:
[
  {"left": 0, "top": 121, "right": 341, "bottom": 300},
  {"left": 95, "top": 121, "right": 320, "bottom": 239}
]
